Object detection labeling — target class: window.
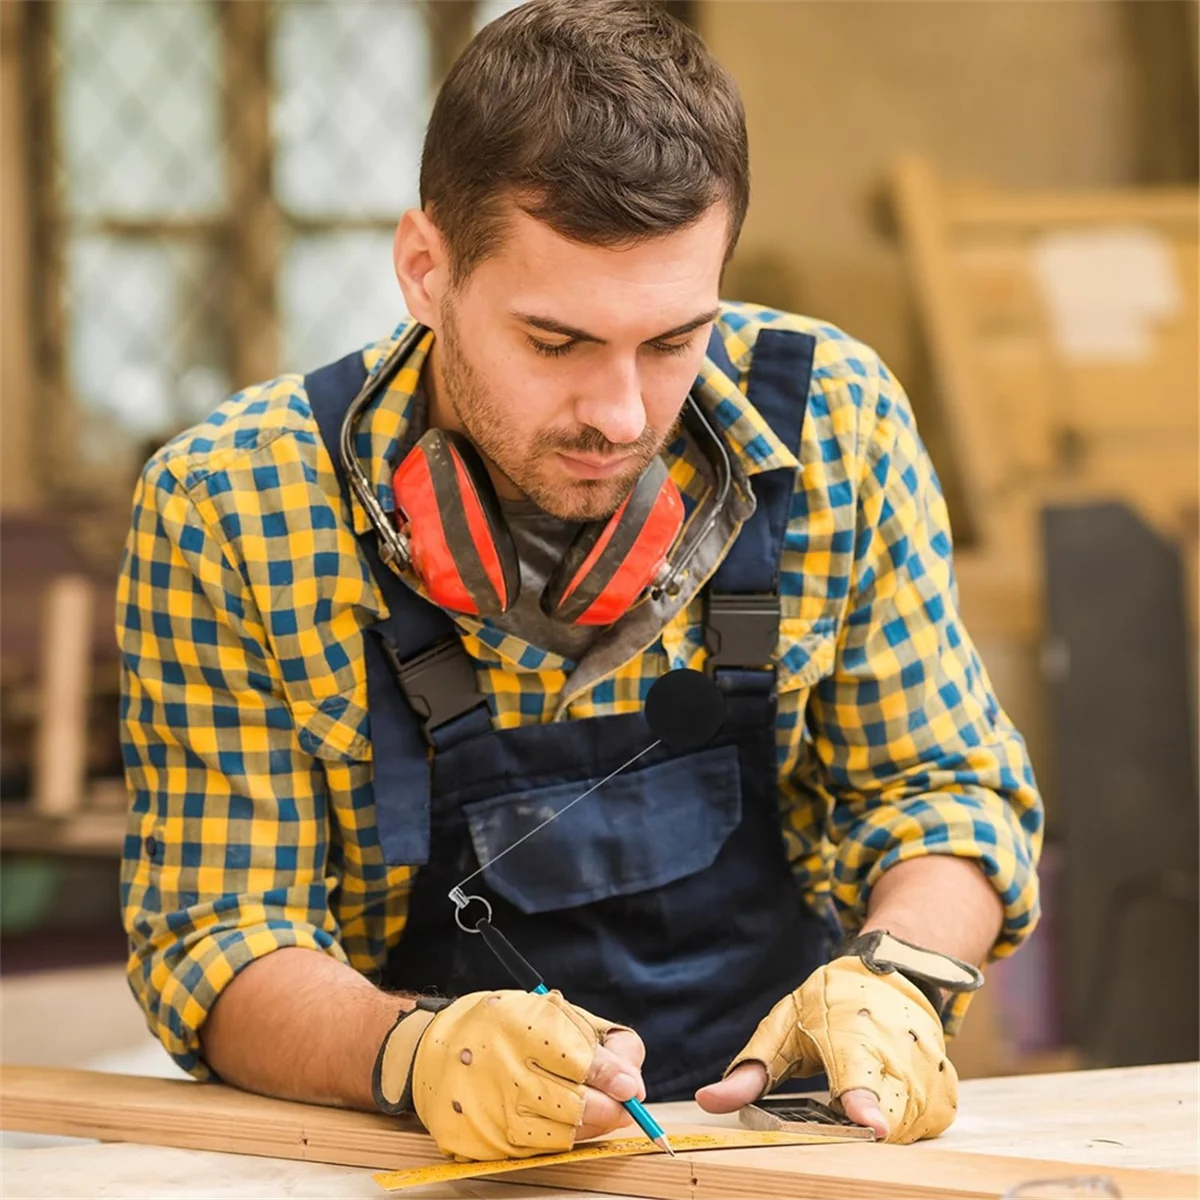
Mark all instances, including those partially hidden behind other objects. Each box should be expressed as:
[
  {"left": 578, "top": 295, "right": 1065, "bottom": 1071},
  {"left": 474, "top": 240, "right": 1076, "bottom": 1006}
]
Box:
[
  {"left": 51, "top": 1, "right": 228, "bottom": 479},
  {"left": 273, "top": 1, "right": 428, "bottom": 370},
  {"left": 29, "top": 0, "right": 437, "bottom": 497},
  {"left": 24, "top": 0, "right": 693, "bottom": 502}
]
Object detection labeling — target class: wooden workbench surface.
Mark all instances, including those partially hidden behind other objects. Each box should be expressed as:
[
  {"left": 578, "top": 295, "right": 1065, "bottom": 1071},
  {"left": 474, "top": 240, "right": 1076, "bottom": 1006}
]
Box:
[{"left": 1, "top": 1061, "right": 1195, "bottom": 1199}]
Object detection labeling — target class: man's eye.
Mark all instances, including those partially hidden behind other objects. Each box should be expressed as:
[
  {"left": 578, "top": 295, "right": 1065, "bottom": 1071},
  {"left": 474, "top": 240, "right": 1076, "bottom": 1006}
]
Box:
[
  {"left": 528, "top": 337, "right": 575, "bottom": 358},
  {"left": 648, "top": 338, "right": 693, "bottom": 357}
]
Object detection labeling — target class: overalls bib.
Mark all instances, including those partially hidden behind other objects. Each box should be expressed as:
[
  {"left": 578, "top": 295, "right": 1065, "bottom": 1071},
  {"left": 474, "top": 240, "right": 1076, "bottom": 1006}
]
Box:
[{"left": 308, "top": 328, "right": 833, "bottom": 1100}]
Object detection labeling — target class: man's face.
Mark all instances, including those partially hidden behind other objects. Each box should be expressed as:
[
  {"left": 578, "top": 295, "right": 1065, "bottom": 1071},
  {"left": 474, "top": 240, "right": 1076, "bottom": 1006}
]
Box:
[{"left": 427, "top": 204, "right": 728, "bottom": 522}]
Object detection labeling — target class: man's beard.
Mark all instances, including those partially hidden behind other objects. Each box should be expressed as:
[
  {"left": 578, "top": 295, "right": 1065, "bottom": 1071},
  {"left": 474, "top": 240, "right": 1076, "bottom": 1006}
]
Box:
[{"left": 437, "top": 304, "right": 668, "bottom": 522}]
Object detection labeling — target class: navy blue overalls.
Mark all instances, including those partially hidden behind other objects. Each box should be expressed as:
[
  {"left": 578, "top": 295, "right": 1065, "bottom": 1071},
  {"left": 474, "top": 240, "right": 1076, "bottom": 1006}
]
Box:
[{"left": 308, "top": 328, "right": 834, "bottom": 1100}]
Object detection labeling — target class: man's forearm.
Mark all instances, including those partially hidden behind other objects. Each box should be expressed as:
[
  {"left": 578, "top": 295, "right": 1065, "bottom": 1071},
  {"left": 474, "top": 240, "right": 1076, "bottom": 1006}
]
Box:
[
  {"left": 200, "top": 947, "right": 412, "bottom": 1109},
  {"left": 861, "top": 855, "right": 1003, "bottom": 966}
]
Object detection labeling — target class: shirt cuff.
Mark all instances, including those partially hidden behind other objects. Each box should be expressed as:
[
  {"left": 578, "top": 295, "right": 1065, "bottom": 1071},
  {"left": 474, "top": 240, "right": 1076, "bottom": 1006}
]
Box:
[{"left": 140, "top": 921, "right": 349, "bottom": 1079}]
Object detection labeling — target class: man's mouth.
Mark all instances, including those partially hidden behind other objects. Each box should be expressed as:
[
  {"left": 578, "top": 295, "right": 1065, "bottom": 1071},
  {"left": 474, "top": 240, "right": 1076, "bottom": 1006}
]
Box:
[{"left": 554, "top": 451, "right": 634, "bottom": 480}]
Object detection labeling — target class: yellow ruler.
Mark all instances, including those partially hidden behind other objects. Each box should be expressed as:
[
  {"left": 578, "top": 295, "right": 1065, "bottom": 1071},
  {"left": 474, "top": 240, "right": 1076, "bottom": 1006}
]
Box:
[{"left": 374, "top": 1128, "right": 852, "bottom": 1191}]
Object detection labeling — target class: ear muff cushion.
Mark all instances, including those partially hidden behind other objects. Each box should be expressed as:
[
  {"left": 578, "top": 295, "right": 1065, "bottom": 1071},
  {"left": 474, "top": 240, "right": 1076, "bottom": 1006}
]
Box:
[
  {"left": 543, "top": 457, "right": 684, "bottom": 626},
  {"left": 393, "top": 430, "right": 519, "bottom": 617}
]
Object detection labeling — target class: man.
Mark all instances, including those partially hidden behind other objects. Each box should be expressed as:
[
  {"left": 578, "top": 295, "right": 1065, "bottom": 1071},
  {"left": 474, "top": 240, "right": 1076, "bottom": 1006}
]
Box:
[{"left": 118, "top": 0, "right": 1042, "bottom": 1164}]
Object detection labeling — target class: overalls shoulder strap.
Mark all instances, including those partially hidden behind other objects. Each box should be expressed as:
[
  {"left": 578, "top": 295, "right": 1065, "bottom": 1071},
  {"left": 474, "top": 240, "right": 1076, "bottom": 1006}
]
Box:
[
  {"left": 306, "top": 350, "right": 460, "bottom": 661},
  {"left": 703, "top": 327, "right": 817, "bottom": 678},
  {"left": 305, "top": 350, "right": 491, "bottom": 865}
]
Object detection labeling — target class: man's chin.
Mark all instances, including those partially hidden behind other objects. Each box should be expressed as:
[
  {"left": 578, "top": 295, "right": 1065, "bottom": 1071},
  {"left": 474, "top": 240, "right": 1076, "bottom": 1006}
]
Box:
[
  {"left": 538, "top": 484, "right": 623, "bottom": 523},
  {"left": 523, "top": 472, "right": 630, "bottom": 523}
]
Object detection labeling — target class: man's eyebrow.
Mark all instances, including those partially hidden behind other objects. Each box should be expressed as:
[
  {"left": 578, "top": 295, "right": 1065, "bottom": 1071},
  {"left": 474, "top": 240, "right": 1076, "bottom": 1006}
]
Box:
[{"left": 513, "top": 307, "right": 721, "bottom": 345}]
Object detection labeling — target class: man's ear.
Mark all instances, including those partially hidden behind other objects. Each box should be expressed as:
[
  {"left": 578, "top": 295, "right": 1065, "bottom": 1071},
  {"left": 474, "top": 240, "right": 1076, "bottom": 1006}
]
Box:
[{"left": 394, "top": 208, "right": 449, "bottom": 329}]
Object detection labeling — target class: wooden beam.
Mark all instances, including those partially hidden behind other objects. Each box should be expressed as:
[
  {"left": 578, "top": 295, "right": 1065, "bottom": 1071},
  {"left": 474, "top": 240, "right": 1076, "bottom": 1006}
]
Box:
[
  {"left": 219, "top": 0, "right": 279, "bottom": 389},
  {"left": 424, "top": 1, "right": 479, "bottom": 84},
  {"left": 31, "top": 575, "right": 94, "bottom": 817},
  {"left": 947, "top": 187, "right": 1199, "bottom": 232},
  {"left": 42, "top": 215, "right": 225, "bottom": 239},
  {"left": 1117, "top": 0, "right": 1199, "bottom": 184},
  {"left": 0, "top": 1, "right": 38, "bottom": 512},
  {"left": 22, "top": 0, "right": 71, "bottom": 506},
  {"left": 1, "top": 1067, "right": 1195, "bottom": 1200},
  {"left": 890, "top": 156, "right": 1000, "bottom": 546}
]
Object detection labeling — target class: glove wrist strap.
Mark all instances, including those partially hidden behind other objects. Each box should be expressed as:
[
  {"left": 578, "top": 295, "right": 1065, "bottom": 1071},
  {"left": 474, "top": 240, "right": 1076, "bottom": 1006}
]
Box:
[
  {"left": 841, "top": 930, "right": 984, "bottom": 1016},
  {"left": 371, "top": 995, "right": 455, "bottom": 1116}
]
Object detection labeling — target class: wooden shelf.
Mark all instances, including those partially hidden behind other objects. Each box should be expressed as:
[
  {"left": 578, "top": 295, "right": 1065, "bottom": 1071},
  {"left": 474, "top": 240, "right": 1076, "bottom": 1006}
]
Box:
[{"left": 0, "top": 807, "right": 125, "bottom": 856}]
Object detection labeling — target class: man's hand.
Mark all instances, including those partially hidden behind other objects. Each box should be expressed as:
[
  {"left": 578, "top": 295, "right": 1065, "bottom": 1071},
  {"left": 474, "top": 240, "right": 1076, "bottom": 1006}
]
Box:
[
  {"left": 374, "top": 989, "right": 645, "bottom": 1161},
  {"left": 695, "top": 954, "right": 959, "bottom": 1143}
]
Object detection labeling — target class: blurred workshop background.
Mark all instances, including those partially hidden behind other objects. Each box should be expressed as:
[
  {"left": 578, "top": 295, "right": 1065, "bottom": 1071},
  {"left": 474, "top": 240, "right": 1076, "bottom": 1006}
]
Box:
[{"left": 1, "top": 0, "right": 1197, "bottom": 1090}]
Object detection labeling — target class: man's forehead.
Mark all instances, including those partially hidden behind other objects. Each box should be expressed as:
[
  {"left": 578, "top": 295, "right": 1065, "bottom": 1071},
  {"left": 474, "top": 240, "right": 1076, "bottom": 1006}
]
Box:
[
  {"left": 468, "top": 204, "right": 728, "bottom": 336},
  {"left": 495, "top": 200, "right": 730, "bottom": 262}
]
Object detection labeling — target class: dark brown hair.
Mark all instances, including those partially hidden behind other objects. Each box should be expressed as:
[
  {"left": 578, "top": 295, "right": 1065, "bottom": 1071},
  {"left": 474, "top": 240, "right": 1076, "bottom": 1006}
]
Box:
[{"left": 420, "top": 0, "right": 749, "bottom": 282}]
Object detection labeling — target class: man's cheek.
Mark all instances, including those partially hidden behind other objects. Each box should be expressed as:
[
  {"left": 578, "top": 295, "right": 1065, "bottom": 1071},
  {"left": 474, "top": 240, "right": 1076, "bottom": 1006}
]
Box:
[{"left": 645, "top": 388, "right": 691, "bottom": 438}]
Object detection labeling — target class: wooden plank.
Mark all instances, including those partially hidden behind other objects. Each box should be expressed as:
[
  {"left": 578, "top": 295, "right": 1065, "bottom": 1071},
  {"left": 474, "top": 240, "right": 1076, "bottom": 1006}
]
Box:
[
  {"left": 2, "top": 1062, "right": 1195, "bottom": 1198},
  {"left": 0, "top": 806, "right": 125, "bottom": 855},
  {"left": 913, "top": 1061, "right": 1199, "bottom": 1172},
  {"left": 0, "top": 1066, "right": 431, "bottom": 1168},
  {"left": 1, "top": 1068, "right": 1195, "bottom": 1200},
  {"left": 31, "top": 576, "right": 94, "bottom": 817}
]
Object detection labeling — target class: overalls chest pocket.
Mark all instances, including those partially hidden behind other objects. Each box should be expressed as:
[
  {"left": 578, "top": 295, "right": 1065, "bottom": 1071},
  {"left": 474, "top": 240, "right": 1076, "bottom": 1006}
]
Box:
[{"left": 462, "top": 743, "right": 742, "bottom": 914}]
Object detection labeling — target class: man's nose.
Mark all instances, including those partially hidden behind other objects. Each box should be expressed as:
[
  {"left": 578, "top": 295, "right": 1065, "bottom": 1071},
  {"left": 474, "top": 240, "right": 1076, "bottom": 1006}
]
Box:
[{"left": 573, "top": 356, "right": 647, "bottom": 447}]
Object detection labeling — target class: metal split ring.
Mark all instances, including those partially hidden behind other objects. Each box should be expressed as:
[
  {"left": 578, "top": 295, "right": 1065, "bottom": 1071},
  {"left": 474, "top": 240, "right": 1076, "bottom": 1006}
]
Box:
[{"left": 449, "top": 886, "right": 492, "bottom": 934}]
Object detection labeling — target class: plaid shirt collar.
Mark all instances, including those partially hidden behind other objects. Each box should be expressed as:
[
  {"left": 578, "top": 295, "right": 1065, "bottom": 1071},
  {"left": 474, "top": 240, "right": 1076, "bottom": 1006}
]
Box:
[{"left": 342, "top": 314, "right": 800, "bottom": 538}]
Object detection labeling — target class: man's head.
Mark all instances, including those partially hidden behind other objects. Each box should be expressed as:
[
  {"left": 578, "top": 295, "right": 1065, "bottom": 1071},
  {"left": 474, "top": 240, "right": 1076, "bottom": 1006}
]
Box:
[{"left": 394, "top": 0, "right": 748, "bottom": 521}]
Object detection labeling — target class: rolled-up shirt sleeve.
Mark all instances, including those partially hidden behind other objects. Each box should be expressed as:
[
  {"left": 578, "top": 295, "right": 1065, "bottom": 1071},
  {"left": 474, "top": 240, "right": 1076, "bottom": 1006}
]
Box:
[
  {"left": 117, "top": 456, "right": 347, "bottom": 1078},
  {"left": 801, "top": 356, "right": 1044, "bottom": 1020}
]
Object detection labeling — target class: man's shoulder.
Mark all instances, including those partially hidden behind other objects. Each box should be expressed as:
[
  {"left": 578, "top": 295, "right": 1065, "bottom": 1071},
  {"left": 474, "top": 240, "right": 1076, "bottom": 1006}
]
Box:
[
  {"left": 714, "top": 300, "right": 890, "bottom": 395},
  {"left": 148, "top": 370, "right": 314, "bottom": 484},
  {"left": 144, "top": 335, "right": 393, "bottom": 490}
]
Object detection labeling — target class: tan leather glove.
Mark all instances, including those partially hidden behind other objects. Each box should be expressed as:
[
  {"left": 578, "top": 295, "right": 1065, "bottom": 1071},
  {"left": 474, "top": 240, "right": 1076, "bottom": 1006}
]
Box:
[
  {"left": 372, "top": 989, "right": 628, "bottom": 1161},
  {"left": 726, "top": 931, "right": 983, "bottom": 1144}
]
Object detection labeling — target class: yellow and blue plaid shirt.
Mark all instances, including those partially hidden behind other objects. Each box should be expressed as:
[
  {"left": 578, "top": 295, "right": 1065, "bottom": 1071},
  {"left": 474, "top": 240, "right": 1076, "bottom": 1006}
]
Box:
[{"left": 118, "top": 301, "right": 1043, "bottom": 1075}]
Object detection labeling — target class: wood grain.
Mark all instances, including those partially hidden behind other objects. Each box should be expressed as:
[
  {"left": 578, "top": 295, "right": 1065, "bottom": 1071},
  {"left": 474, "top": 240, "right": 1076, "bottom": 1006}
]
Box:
[{"left": 2, "top": 1067, "right": 1195, "bottom": 1200}]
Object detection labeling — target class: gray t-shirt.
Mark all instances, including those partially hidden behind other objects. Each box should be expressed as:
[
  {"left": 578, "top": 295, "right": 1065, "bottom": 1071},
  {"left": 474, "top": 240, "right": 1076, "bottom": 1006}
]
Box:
[{"left": 492, "top": 497, "right": 601, "bottom": 662}]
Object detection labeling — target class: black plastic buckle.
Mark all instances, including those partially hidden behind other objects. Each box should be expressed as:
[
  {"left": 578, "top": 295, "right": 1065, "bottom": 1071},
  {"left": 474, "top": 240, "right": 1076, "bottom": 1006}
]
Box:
[
  {"left": 704, "top": 593, "right": 780, "bottom": 672},
  {"left": 380, "top": 636, "right": 487, "bottom": 742}
]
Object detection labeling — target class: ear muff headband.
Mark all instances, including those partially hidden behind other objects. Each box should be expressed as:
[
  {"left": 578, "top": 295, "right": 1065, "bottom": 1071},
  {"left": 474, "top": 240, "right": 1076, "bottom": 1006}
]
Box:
[{"left": 393, "top": 430, "right": 519, "bottom": 618}]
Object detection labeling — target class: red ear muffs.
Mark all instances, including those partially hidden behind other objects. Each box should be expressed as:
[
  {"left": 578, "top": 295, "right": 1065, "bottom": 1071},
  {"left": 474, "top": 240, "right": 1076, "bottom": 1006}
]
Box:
[
  {"left": 541, "top": 456, "right": 685, "bottom": 626},
  {"left": 393, "top": 432, "right": 684, "bottom": 627},
  {"left": 392, "top": 430, "right": 520, "bottom": 618}
]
